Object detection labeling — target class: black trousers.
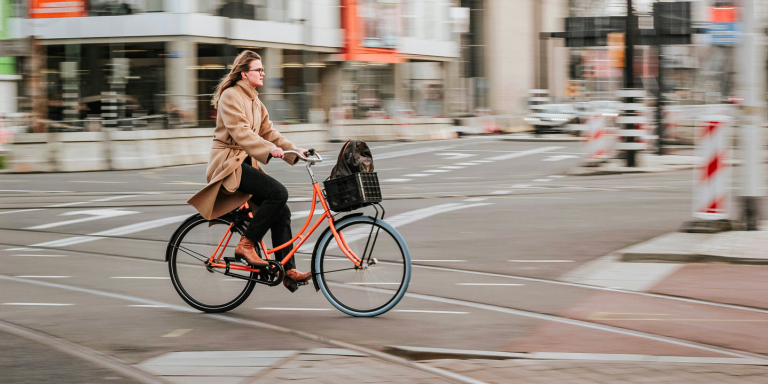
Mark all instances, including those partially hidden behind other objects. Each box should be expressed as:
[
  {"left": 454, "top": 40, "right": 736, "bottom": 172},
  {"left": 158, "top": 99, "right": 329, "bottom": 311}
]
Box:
[{"left": 237, "top": 160, "right": 296, "bottom": 270}]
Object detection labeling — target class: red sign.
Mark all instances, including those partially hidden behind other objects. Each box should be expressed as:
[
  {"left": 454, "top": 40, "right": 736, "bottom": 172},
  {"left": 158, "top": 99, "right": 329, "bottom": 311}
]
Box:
[
  {"left": 29, "top": 0, "right": 87, "bottom": 19},
  {"left": 341, "top": 0, "right": 403, "bottom": 64}
]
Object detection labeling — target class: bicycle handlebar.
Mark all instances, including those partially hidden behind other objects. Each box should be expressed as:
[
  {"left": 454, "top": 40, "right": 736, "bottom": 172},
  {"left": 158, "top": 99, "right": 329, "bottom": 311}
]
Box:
[{"left": 284, "top": 149, "right": 323, "bottom": 163}]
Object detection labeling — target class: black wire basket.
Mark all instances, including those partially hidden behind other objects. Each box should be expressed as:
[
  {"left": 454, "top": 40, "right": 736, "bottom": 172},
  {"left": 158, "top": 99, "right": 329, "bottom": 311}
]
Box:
[{"left": 323, "top": 172, "right": 382, "bottom": 212}]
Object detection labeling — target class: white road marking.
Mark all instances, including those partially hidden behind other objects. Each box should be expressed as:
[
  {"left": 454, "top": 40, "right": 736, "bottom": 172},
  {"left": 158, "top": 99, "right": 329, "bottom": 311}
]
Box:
[
  {"left": 533, "top": 179, "right": 552, "bottom": 182},
  {"left": 4, "top": 247, "right": 38, "bottom": 251},
  {"left": 129, "top": 304, "right": 169, "bottom": 308},
  {"left": 91, "top": 195, "right": 139, "bottom": 202},
  {"left": 508, "top": 260, "right": 574, "bottom": 263},
  {"left": 291, "top": 209, "right": 326, "bottom": 219},
  {"left": 395, "top": 310, "right": 469, "bottom": 314},
  {"left": 30, "top": 214, "right": 191, "bottom": 248},
  {"left": 346, "top": 282, "right": 401, "bottom": 285},
  {"left": 45, "top": 202, "right": 90, "bottom": 208},
  {"left": 383, "top": 178, "right": 412, "bottom": 183},
  {"left": 69, "top": 181, "right": 127, "bottom": 184},
  {"left": 162, "top": 329, "right": 192, "bottom": 338},
  {"left": 424, "top": 170, "right": 451, "bottom": 173},
  {"left": 10, "top": 254, "right": 67, "bottom": 258},
  {"left": 436, "top": 153, "right": 476, "bottom": 160},
  {"left": 287, "top": 197, "right": 313, "bottom": 202},
  {"left": 0, "top": 189, "right": 73, "bottom": 193},
  {"left": 26, "top": 209, "right": 140, "bottom": 230},
  {"left": 485, "top": 146, "right": 564, "bottom": 161},
  {"left": 454, "top": 162, "right": 478, "bottom": 166},
  {"left": 2, "top": 303, "right": 74, "bottom": 306},
  {"left": 463, "top": 198, "right": 488, "bottom": 202},
  {"left": 543, "top": 155, "right": 579, "bottom": 162},
  {"left": 411, "top": 260, "right": 467, "bottom": 263},
  {"left": 456, "top": 283, "right": 525, "bottom": 286},
  {"left": 14, "top": 276, "right": 71, "bottom": 279},
  {"left": 549, "top": 175, "right": 566, "bottom": 178},
  {"left": 511, "top": 184, "right": 532, "bottom": 188},
  {"left": 473, "top": 160, "right": 493, "bottom": 163},
  {"left": 7, "top": 276, "right": 762, "bottom": 371},
  {"left": 490, "top": 190, "right": 511, "bottom": 195},
  {"left": 0, "top": 209, "right": 43, "bottom": 215},
  {"left": 440, "top": 166, "right": 465, "bottom": 170},
  {"left": 256, "top": 307, "right": 331, "bottom": 311},
  {"left": 403, "top": 174, "right": 432, "bottom": 177},
  {"left": 316, "top": 145, "right": 456, "bottom": 167},
  {"left": 110, "top": 277, "right": 170, "bottom": 280}
]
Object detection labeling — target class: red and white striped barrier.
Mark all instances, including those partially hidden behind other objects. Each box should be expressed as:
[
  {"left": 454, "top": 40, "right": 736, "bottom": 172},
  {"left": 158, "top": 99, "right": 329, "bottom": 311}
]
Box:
[
  {"left": 475, "top": 108, "right": 500, "bottom": 134},
  {"left": 693, "top": 116, "right": 732, "bottom": 220},
  {"left": 584, "top": 114, "right": 615, "bottom": 161}
]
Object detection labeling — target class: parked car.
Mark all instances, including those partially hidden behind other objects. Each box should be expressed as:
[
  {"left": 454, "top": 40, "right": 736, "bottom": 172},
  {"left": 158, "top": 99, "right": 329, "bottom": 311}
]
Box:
[{"left": 525, "top": 104, "right": 578, "bottom": 135}]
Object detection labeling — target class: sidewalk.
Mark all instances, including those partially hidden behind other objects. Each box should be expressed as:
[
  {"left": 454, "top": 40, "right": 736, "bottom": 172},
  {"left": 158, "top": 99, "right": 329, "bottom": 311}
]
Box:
[{"left": 617, "top": 223, "right": 768, "bottom": 264}]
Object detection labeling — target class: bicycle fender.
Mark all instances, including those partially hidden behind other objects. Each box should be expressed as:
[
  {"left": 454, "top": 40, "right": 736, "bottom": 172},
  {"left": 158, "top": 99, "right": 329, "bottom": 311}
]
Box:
[
  {"left": 165, "top": 213, "right": 203, "bottom": 262},
  {"left": 310, "top": 212, "right": 364, "bottom": 291}
]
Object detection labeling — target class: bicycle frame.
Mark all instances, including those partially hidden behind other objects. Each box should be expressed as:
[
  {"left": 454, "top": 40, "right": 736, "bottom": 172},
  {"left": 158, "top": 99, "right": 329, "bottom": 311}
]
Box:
[{"left": 205, "top": 181, "right": 363, "bottom": 274}]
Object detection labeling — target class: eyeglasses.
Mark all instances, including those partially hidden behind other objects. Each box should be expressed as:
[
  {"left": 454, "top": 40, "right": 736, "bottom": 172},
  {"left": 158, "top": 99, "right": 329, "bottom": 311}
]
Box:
[{"left": 246, "top": 68, "right": 265, "bottom": 74}]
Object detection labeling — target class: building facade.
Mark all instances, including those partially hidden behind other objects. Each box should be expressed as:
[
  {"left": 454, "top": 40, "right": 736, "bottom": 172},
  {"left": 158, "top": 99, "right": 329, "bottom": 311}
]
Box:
[{"left": 7, "top": 0, "right": 462, "bottom": 129}]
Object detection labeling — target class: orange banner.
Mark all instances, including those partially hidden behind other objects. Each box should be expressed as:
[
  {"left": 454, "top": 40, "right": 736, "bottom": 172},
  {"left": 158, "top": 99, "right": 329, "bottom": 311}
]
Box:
[{"left": 29, "top": 0, "right": 87, "bottom": 19}]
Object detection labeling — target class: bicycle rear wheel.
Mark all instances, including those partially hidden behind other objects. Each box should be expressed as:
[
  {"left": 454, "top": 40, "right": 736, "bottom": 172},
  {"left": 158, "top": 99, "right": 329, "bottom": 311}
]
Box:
[
  {"left": 168, "top": 214, "right": 256, "bottom": 313},
  {"left": 313, "top": 215, "right": 410, "bottom": 317}
]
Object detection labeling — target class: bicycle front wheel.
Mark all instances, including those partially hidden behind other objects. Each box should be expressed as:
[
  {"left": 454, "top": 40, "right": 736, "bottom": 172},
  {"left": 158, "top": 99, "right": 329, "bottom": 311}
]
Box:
[
  {"left": 168, "top": 214, "right": 256, "bottom": 313},
  {"left": 314, "top": 215, "right": 411, "bottom": 317}
]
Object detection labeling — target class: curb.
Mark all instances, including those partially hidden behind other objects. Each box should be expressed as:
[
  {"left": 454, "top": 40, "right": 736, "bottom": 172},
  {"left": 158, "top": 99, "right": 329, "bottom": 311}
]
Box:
[
  {"left": 620, "top": 251, "right": 768, "bottom": 265},
  {"left": 568, "top": 164, "right": 695, "bottom": 176}
]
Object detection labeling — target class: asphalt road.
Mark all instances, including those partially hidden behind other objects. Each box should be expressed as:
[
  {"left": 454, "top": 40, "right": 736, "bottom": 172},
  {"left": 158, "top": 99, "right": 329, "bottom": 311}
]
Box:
[{"left": 2, "top": 136, "right": 766, "bottom": 383}]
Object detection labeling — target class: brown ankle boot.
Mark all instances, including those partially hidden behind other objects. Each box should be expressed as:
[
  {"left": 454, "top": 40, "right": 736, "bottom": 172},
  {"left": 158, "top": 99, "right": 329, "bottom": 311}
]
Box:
[
  {"left": 234, "top": 237, "right": 268, "bottom": 266},
  {"left": 283, "top": 269, "right": 312, "bottom": 292}
]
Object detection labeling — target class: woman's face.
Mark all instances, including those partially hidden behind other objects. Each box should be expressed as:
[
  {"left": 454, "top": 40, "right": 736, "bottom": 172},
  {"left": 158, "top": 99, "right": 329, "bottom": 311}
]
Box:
[{"left": 241, "top": 59, "right": 265, "bottom": 88}]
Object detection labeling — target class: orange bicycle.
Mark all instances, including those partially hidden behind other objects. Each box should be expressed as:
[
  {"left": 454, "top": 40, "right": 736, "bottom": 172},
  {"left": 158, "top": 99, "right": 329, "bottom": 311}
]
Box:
[{"left": 166, "top": 150, "right": 411, "bottom": 317}]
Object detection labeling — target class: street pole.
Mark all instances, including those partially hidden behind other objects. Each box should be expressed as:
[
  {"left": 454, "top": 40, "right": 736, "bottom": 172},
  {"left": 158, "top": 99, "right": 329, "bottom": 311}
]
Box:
[
  {"left": 654, "top": 1, "right": 664, "bottom": 155},
  {"left": 624, "top": 0, "right": 637, "bottom": 167},
  {"left": 739, "top": 0, "right": 765, "bottom": 230}
]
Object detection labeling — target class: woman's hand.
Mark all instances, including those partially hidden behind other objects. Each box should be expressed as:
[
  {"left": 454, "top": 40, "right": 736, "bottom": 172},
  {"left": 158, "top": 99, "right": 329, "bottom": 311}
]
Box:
[
  {"left": 297, "top": 148, "right": 309, "bottom": 157},
  {"left": 270, "top": 147, "right": 284, "bottom": 159}
]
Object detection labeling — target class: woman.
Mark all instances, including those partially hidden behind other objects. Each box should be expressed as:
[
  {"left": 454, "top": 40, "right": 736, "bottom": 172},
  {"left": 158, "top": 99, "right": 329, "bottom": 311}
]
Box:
[{"left": 188, "top": 50, "right": 311, "bottom": 291}]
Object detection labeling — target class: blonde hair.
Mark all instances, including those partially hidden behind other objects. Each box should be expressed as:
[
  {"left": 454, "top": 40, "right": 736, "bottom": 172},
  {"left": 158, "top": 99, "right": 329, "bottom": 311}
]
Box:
[{"left": 211, "top": 50, "right": 262, "bottom": 109}]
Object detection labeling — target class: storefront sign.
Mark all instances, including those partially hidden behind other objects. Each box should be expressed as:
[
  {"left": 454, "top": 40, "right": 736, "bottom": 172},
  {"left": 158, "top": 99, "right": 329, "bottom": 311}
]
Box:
[
  {"left": 29, "top": 0, "right": 86, "bottom": 18},
  {"left": 358, "top": 0, "right": 401, "bottom": 49}
]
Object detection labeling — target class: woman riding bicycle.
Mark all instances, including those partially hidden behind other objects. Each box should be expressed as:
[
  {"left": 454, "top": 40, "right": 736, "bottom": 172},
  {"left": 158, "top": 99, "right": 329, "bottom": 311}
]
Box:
[{"left": 188, "top": 50, "right": 311, "bottom": 291}]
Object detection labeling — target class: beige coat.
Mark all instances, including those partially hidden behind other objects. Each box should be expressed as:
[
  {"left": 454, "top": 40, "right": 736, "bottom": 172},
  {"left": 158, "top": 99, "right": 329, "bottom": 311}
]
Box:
[{"left": 188, "top": 79, "right": 299, "bottom": 220}]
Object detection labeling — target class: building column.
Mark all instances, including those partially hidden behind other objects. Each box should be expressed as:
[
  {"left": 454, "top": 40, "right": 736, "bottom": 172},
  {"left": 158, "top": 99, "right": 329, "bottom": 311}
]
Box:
[
  {"left": 166, "top": 39, "right": 197, "bottom": 126},
  {"left": 263, "top": 47, "right": 284, "bottom": 94}
]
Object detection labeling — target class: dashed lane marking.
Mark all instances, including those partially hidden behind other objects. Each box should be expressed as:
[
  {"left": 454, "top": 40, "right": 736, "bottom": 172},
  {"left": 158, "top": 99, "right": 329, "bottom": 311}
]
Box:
[
  {"left": 549, "top": 175, "right": 566, "bottom": 178},
  {"left": 424, "top": 170, "right": 451, "bottom": 173},
  {"left": 2, "top": 302, "right": 73, "bottom": 306},
  {"left": 14, "top": 276, "right": 71, "bottom": 279},
  {"left": 383, "top": 179, "right": 412, "bottom": 183},
  {"left": 9, "top": 254, "right": 67, "bottom": 257},
  {"left": 454, "top": 162, "right": 478, "bottom": 166},
  {"left": 4, "top": 248, "right": 38, "bottom": 251},
  {"left": 46, "top": 202, "right": 90, "bottom": 208},
  {"left": 256, "top": 307, "right": 331, "bottom": 311},
  {"left": 533, "top": 179, "right": 552, "bottom": 182},
  {"left": 403, "top": 174, "right": 432, "bottom": 177},
  {"left": 129, "top": 305, "right": 169, "bottom": 308},
  {"left": 162, "top": 329, "right": 192, "bottom": 338},
  {"left": 490, "top": 190, "right": 511, "bottom": 195},
  {"left": 91, "top": 195, "right": 140, "bottom": 202},
  {"left": 463, "top": 198, "right": 488, "bottom": 202},
  {"left": 395, "top": 310, "right": 469, "bottom": 314},
  {"left": 440, "top": 166, "right": 465, "bottom": 170},
  {"left": 485, "top": 146, "right": 564, "bottom": 161},
  {"left": 543, "top": 155, "right": 579, "bottom": 162}
]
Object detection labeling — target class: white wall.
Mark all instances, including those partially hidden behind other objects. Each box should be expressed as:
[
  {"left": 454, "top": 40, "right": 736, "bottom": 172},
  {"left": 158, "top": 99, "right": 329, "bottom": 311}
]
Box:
[{"left": 0, "top": 75, "right": 20, "bottom": 114}]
